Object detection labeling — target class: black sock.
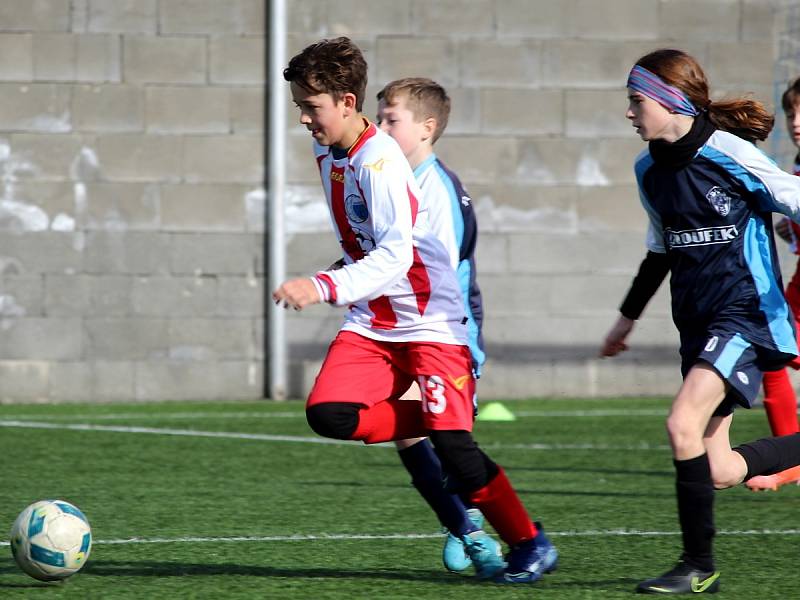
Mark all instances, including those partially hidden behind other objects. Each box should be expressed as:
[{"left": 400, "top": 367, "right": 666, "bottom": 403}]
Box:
[
  {"left": 397, "top": 439, "right": 476, "bottom": 536},
  {"left": 733, "top": 433, "right": 800, "bottom": 480},
  {"left": 674, "top": 454, "right": 715, "bottom": 572}
]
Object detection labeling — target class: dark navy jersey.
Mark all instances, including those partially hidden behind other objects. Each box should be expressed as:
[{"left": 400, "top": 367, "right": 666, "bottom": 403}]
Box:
[{"left": 635, "top": 130, "right": 800, "bottom": 354}]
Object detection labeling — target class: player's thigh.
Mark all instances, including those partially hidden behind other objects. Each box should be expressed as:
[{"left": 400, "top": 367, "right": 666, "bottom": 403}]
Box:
[
  {"left": 407, "top": 342, "right": 475, "bottom": 431},
  {"left": 307, "top": 331, "right": 412, "bottom": 407}
]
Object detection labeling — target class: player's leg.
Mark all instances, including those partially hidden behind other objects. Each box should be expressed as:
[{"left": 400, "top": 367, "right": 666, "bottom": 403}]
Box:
[
  {"left": 750, "top": 288, "right": 800, "bottom": 487},
  {"left": 394, "top": 381, "right": 481, "bottom": 573},
  {"left": 762, "top": 368, "right": 799, "bottom": 436},
  {"left": 395, "top": 434, "right": 482, "bottom": 572},
  {"left": 410, "top": 342, "right": 556, "bottom": 584},
  {"left": 636, "top": 362, "right": 724, "bottom": 595},
  {"left": 305, "top": 331, "right": 425, "bottom": 443}
]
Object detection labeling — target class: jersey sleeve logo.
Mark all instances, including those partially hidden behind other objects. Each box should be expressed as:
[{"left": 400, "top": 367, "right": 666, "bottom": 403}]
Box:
[
  {"left": 363, "top": 158, "right": 390, "bottom": 172},
  {"left": 705, "top": 186, "right": 731, "bottom": 216}
]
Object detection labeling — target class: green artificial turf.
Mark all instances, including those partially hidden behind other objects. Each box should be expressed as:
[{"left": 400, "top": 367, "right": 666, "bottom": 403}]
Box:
[{"left": 0, "top": 397, "right": 796, "bottom": 598}]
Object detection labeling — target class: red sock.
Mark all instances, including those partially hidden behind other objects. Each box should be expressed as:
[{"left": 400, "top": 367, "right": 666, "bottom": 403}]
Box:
[
  {"left": 351, "top": 399, "right": 425, "bottom": 444},
  {"left": 467, "top": 466, "right": 537, "bottom": 545},
  {"left": 762, "top": 369, "right": 800, "bottom": 436}
]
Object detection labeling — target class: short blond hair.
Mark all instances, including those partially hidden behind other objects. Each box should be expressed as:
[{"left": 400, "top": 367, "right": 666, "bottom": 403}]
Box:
[{"left": 377, "top": 77, "right": 451, "bottom": 144}]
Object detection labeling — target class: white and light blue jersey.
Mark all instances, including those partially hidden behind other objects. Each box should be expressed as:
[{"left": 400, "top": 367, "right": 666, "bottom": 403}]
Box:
[{"left": 414, "top": 154, "right": 485, "bottom": 374}]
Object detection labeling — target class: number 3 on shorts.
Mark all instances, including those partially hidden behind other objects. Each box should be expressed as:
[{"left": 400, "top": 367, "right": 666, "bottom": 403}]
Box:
[{"left": 418, "top": 375, "right": 447, "bottom": 414}]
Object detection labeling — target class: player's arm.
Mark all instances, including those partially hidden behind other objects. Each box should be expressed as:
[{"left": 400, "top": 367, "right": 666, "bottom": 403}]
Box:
[
  {"left": 775, "top": 217, "right": 792, "bottom": 243},
  {"left": 456, "top": 191, "right": 486, "bottom": 371},
  {"left": 601, "top": 176, "right": 668, "bottom": 358},
  {"left": 723, "top": 141, "right": 800, "bottom": 220},
  {"left": 600, "top": 250, "right": 669, "bottom": 357},
  {"left": 313, "top": 162, "right": 415, "bottom": 305}
]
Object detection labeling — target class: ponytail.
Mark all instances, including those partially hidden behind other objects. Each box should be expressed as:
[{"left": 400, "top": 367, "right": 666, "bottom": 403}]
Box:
[{"left": 707, "top": 98, "right": 774, "bottom": 143}]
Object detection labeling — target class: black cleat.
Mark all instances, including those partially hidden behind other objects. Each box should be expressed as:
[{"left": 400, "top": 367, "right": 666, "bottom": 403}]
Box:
[{"left": 636, "top": 561, "right": 720, "bottom": 594}]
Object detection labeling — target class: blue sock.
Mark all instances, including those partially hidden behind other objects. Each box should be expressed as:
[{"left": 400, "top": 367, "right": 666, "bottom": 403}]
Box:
[{"left": 397, "top": 439, "right": 477, "bottom": 536}]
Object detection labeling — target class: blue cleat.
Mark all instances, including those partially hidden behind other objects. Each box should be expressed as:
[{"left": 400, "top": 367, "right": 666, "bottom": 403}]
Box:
[
  {"left": 494, "top": 521, "right": 558, "bottom": 584},
  {"left": 461, "top": 529, "right": 505, "bottom": 580},
  {"left": 442, "top": 508, "right": 484, "bottom": 572}
]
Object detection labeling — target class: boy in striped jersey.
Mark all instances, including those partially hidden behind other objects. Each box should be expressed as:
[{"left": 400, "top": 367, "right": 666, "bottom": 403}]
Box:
[
  {"left": 275, "top": 37, "right": 557, "bottom": 584},
  {"left": 376, "top": 78, "right": 486, "bottom": 574}
]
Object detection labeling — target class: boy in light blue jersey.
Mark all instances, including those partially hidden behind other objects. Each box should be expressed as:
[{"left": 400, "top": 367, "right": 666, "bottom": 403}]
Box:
[
  {"left": 376, "top": 78, "right": 550, "bottom": 582},
  {"left": 377, "top": 78, "right": 484, "bottom": 377}
]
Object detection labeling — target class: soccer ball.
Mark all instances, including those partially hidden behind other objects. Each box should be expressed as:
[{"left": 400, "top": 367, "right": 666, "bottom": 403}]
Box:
[{"left": 9, "top": 500, "right": 92, "bottom": 581}]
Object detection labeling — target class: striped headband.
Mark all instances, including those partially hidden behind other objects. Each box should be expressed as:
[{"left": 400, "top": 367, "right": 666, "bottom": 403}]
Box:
[{"left": 627, "top": 65, "right": 699, "bottom": 117}]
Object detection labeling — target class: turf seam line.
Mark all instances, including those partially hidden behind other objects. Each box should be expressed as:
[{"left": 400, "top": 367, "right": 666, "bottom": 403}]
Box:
[
  {"left": 0, "top": 419, "right": 672, "bottom": 450},
  {"left": 3, "top": 529, "right": 800, "bottom": 547}
]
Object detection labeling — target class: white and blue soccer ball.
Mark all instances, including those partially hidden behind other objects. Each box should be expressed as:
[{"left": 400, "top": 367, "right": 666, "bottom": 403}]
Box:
[{"left": 9, "top": 500, "right": 92, "bottom": 581}]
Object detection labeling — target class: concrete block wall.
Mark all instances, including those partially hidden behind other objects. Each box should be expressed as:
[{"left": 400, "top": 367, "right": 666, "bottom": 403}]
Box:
[
  {"left": 284, "top": 0, "right": 791, "bottom": 400},
  {"left": 0, "top": 1, "right": 791, "bottom": 402},
  {"left": 0, "top": 0, "right": 265, "bottom": 402}
]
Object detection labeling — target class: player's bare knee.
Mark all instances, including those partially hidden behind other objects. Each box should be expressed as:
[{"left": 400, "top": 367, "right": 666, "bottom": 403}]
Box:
[
  {"left": 665, "top": 416, "right": 699, "bottom": 455},
  {"left": 306, "top": 403, "right": 360, "bottom": 440}
]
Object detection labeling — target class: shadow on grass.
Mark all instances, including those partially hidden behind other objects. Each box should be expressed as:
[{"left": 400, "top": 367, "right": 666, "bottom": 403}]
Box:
[
  {"left": 0, "top": 559, "right": 67, "bottom": 589},
  {"left": 491, "top": 465, "right": 674, "bottom": 478},
  {"left": 83, "top": 560, "right": 644, "bottom": 591},
  {"left": 83, "top": 560, "right": 471, "bottom": 583},
  {"left": 1, "top": 556, "right": 645, "bottom": 592},
  {"left": 364, "top": 460, "right": 675, "bottom": 479}
]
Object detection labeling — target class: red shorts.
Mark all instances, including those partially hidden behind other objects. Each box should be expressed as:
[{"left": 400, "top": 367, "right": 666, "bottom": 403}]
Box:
[{"left": 307, "top": 331, "right": 476, "bottom": 431}]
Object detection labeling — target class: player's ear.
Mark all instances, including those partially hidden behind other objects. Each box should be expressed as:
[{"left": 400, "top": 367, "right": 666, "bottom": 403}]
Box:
[
  {"left": 341, "top": 92, "right": 358, "bottom": 116},
  {"left": 423, "top": 117, "right": 437, "bottom": 141}
]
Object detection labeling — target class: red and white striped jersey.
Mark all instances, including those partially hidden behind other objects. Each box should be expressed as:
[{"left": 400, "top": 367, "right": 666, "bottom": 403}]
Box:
[
  {"left": 310, "top": 120, "right": 468, "bottom": 346},
  {"left": 783, "top": 160, "right": 800, "bottom": 256}
]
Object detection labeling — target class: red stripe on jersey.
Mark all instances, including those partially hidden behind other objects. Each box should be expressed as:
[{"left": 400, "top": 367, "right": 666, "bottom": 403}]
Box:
[
  {"left": 407, "top": 247, "right": 431, "bottom": 316},
  {"left": 407, "top": 183, "right": 419, "bottom": 226},
  {"left": 368, "top": 296, "right": 398, "bottom": 329},
  {"left": 316, "top": 272, "right": 337, "bottom": 303},
  {"left": 348, "top": 120, "right": 377, "bottom": 158},
  {"left": 328, "top": 160, "right": 399, "bottom": 328},
  {"left": 316, "top": 152, "right": 327, "bottom": 172},
  {"left": 793, "top": 167, "right": 800, "bottom": 256},
  {"left": 329, "top": 165, "right": 364, "bottom": 260}
]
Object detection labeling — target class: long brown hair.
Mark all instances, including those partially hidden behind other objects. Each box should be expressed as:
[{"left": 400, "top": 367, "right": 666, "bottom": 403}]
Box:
[{"left": 635, "top": 49, "right": 774, "bottom": 142}]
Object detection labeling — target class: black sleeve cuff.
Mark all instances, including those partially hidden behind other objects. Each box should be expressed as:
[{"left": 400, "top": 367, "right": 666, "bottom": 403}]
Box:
[{"left": 619, "top": 251, "right": 670, "bottom": 320}]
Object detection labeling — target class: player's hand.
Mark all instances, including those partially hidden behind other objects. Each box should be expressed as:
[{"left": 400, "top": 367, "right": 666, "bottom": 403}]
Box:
[
  {"left": 775, "top": 217, "right": 792, "bottom": 243},
  {"left": 599, "top": 315, "right": 635, "bottom": 357},
  {"left": 272, "top": 278, "right": 321, "bottom": 311}
]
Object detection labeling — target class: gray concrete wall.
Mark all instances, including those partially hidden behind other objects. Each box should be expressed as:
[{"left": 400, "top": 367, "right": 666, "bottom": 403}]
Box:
[
  {"left": 0, "top": 0, "right": 265, "bottom": 402},
  {"left": 0, "top": 0, "right": 793, "bottom": 401}
]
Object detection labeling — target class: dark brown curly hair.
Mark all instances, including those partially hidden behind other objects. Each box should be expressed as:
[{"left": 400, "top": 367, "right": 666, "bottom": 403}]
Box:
[{"left": 283, "top": 37, "right": 368, "bottom": 111}]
